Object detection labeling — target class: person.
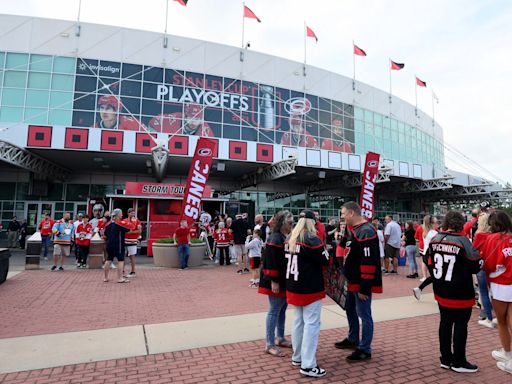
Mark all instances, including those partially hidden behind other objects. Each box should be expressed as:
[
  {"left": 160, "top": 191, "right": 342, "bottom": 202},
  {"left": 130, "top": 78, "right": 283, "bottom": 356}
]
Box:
[
  {"left": 51, "top": 212, "right": 75, "bottom": 271},
  {"left": 19, "top": 219, "right": 28, "bottom": 249},
  {"left": 174, "top": 220, "right": 191, "bottom": 270},
  {"left": 75, "top": 215, "right": 93, "bottom": 268},
  {"left": 320, "top": 117, "right": 353, "bottom": 153},
  {"left": 313, "top": 212, "right": 326, "bottom": 245},
  {"left": 73, "top": 213, "right": 84, "bottom": 266},
  {"left": 246, "top": 228, "right": 263, "bottom": 288},
  {"left": 463, "top": 209, "right": 479, "bottom": 240},
  {"left": 484, "top": 211, "right": 512, "bottom": 374},
  {"left": 99, "top": 211, "right": 116, "bottom": 269},
  {"left": 403, "top": 222, "right": 418, "bottom": 278},
  {"left": 336, "top": 202, "right": 382, "bottom": 363},
  {"left": 93, "top": 95, "right": 143, "bottom": 131},
  {"left": 38, "top": 212, "right": 55, "bottom": 261},
  {"left": 104, "top": 208, "right": 131, "bottom": 283},
  {"left": 426, "top": 211, "right": 481, "bottom": 373},
  {"left": 472, "top": 212, "right": 495, "bottom": 328},
  {"left": 286, "top": 209, "right": 329, "bottom": 378},
  {"left": 371, "top": 218, "right": 385, "bottom": 265},
  {"left": 231, "top": 214, "right": 250, "bottom": 274},
  {"left": 253, "top": 214, "right": 269, "bottom": 244},
  {"left": 90, "top": 203, "right": 105, "bottom": 230},
  {"left": 280, "top": 113, "right": 318, "bottom": 148},
  {"left": 124, "top": 208, "right": 141, "bottom": 278},
  {"left": 213, "top": 221, "right": 231, "bottom": 266},
  {"left": 413, "top": 216, "right": 438, "bottom": 300},
  {"left": 415, "top": 217, "right": 427, "bottom": 280},
  {"left": 335, "top": 218, "right": 348, "bottom": 258},
  {"left": 383, "top": 215, "right": 401, "bottom": 274},
  {"left": 199, "top": 210, "right": 212, "bottom": 227},
  {"left": 7, "top": 216, "right": 20, "bottom": 248},
  {"left": 148, "top": 103, "right": 215, "bottom": 136},
  {"left": 325, "top": 217, "right": 337, "bottom": 255},
  {"left": 258, "top": 210, "right": 294, "bottom": 358}
]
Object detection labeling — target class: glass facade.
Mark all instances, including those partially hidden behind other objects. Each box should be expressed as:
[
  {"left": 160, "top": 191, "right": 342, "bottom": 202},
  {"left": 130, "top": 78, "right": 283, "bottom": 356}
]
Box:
[{"left": 0, "top": 51, "right": 444, "bottom": 169}]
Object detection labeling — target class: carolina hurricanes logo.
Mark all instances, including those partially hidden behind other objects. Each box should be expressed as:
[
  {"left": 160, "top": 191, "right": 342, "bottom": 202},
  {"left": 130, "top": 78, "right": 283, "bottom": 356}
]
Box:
[
  {"left": 198, "top": 148, "right": 212, "bottom": 156},
  {"left": 285, "top": 98, "right": 312, "bottom": 115},
  {"left": 367, "top": 160, "right": 378, "bottom": 168}
]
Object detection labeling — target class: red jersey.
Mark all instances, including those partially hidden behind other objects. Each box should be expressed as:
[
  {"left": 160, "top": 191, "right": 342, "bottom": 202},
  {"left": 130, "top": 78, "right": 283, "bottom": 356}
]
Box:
[
  {"left": 280, "top": 131, "right": 318, "bottom": 148},
  {"left": 483, "top": 232, "right": 512, "bottom": 285},
  {"left": 149, "top": 113, "right": 215, "bottom": 137},
  {"left": 38, "top": 219, "right": 55, "bottom": 236},
  {"left": 124, "top": 217, "right": 141, "bottom": 244},
  {"left": 473, "top": 232, "right": 491, "bottom": 257},
  {"left": 93, "top": 116, "right": 144, "bottom": 131},
  {"left": 463, "top": 218, "right": 477, "bottom": 239},
  {"left": 174, "top": 227, "right": 190, "bottom": 245},
  {"left": 213, "top": 228, "right": 232, "bottom": 247},
  {"left": 321, "top": 139, "right": 353, "bottom": 153},
  {"left": 75, "top": 223, "right": 93, "bottom": 246},
  {"left": 315, "top": 221, "right": 326, "bottom": 245},
  {"left": 414, "top": 225, "right": 424, "bottom": 253}
]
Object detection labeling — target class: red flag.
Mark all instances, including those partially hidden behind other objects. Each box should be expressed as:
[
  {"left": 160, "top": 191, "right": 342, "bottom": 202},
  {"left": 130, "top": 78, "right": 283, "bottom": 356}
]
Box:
[
  {"left": 360, "top": 152, "right": 381, "bottom": 220},
  {"left": 416, "top": 77, "right": 427, "bottom": 87},
  {"left": 174, "top": 0, "right": 188, "bottom": 6},
  {"left": 180, "top": 138, "right": 217, "bottom": 226},
  {"left": 244, "top": 5, "right": 261, "bottom": 22},
  {"left": 306, "top": 26, "right": 318, "bottom": 42},
  {"left": 353, "top": 44, "right": 367, "bottom": 56},
  {"left": 390, "top": 60, "right": 405, "bottom": 70}
]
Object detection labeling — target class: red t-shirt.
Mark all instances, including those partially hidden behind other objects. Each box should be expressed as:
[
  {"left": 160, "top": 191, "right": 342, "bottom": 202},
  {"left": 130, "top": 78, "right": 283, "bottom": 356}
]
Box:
[
  {"left": 473, "top": 232, "right": 491, "bottom": 258},
  {"left": 125, "top": 217, "right": 141, "bottom": 240},
  {"left": 75, "top": 223, "right": 93, "bottom": 246},
  {"left": 463, "top": 218, "right": 477, "bottom": 238},
  {"left": 414, "top": 225, "right": 424, "bottom": 252},
  {"left": 38, "top": 219, "right": 55, "bottom": 236},
  {"left": 174, "top": 227, "right": 190, "bottom": 245}
]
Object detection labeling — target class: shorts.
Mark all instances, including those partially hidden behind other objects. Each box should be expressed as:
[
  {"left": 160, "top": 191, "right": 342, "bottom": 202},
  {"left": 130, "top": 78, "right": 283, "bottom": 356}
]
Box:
[
  {"left": 234, "top": 244, "right": 246, "bottom": 257},
  {"left": 250, "top": 257, "right": 261, "bottom": 269},
  {"left": 106, "top": 248, "right": 125, "bottom": 262},
  {"left": 126, "top": 245, "right": 138, "bottom": 256},
  {"left": 384, "top": 244, "right": 399, "bottom": 259},
  {"left": 54, "top": 244, "right": 70, "bottom": 257},
  {"left": 490, "top": 283, "right": 512, "bottom": 302}
]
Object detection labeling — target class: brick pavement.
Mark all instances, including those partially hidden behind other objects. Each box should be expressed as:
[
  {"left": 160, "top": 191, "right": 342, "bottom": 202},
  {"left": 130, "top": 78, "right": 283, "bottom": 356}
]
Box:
[
  {"left": 0, "top": 265, "right": 426, "bottom": 338},
  {"left": 0, "top": 313, "right": 508, "bottom": 384}
]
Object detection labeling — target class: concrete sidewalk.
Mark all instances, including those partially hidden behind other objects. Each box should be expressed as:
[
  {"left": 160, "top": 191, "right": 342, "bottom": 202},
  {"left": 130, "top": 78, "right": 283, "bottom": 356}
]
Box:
[{"left": 0, "top": 294, "right": 438, "bottom": 374}]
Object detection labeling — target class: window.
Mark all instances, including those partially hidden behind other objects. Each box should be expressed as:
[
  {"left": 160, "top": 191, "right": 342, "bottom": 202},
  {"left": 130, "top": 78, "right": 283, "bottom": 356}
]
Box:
[
  {"left": 26, "top": 90, "right": 49, "bottom": 108},
  {"left": 3, "top": 71, "right": 27, "bottom": 87},
  {"left": 49, "top": 91, "right": 73, "bottom": 109},
  {"left": 5, "top": 53, "right": 28, "bottom": 70},
  {"left": 1, "top": 88, "right": 25, "bottom": 106},
  {"left": 30, "top": 54, "right": 52, "bottom": 72},
  {"left": 28, "top": 72, "right": 51, "bottom": 89},
  {"left": 51, "top": 74, "right": 74, "bottom": 91},
  {"left": 0, "top": 107, "right": 23, "bottom": 122},
  {"left": 24, "top": 108, "right": 48, "bottom": 124},
  {"left": 49, "top": 109, "right": 72, "bottom": 125},
  {"left": 53, "top": 57, "right": 75, "bottom": 74}
]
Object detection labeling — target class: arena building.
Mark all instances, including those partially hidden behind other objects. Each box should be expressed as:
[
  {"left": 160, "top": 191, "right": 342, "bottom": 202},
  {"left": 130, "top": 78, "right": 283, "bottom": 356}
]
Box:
[{"left": 0, "top": 14, "right": 509, "bottom": 242}]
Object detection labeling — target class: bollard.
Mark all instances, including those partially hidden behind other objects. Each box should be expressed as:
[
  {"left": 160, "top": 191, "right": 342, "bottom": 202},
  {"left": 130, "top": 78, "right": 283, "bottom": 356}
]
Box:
[
  {"left": 26, "top": 232, "right": 42, "bottom": 270},
  {"left": 0, "top": 248, "right": 11, "bottom": 284},
  {"left": 88, "top": 233, "right": 104, "bottom": 269}
]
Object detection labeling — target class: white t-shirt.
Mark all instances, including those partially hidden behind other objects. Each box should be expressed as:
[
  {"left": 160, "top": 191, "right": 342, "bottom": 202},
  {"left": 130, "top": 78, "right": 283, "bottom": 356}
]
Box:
[
  {"left": 200, "top": 212, "right": 211, "bottom": 225},
  {"left": 421, "top": 229, "right": 438, "bottom": 255},
  {"left": 377, "top": 229, "right": 385, "bottom": 257},
  {"left": 384, "top": 220, "right": 402, "bottom": 248}
]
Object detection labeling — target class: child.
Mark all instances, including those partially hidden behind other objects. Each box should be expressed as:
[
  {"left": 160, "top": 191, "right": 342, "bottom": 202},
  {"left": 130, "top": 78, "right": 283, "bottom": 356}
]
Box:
[
  {"left": 173, "top": 220, "right": 191, "bottom": 270},
  {"left": 75, "top": 214, "right": 93, "bottom": 268},
  {"left": 213, "top": 221, "right": 232, "bottom": 265},
  {"left": 245, "top": 228, "right": 263, "bottom": 288}
]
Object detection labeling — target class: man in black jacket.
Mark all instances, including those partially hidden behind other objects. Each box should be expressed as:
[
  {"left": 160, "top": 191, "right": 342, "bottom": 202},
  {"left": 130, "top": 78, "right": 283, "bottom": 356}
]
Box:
[
  {"left": 7, "top": 216, "right": 21, "bottom": 248},
  {"left": 231, "top": 213, "right": 250, "bottom": 274}
]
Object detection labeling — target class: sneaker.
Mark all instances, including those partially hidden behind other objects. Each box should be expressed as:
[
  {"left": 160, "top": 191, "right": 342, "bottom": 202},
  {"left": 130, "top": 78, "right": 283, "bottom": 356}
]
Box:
[
  {"left": 389, "top": 270, "right": 397, "bottom": 274},
  {"left": 334, "top": 338, "right": 358, "bottom": 350},
  {"left": 478, "top": 319, "right": 495, "bottom": 329},
  {"left": 291, "top": 360, "right": 301, "bottom": 367},
  {"left": 44, "top": 257, "right": 48, "bottom": 261},
  {"left": 492, "top": 348, "right": 512, "bottom": 362},
  {"left": 413, "top": 287, "right": 421, "bottom": 301},
  {"left": 126, "top": 272, "right": 136, "bottom": 278},
  {"left": 244, "top": 268, "right": 250, "bottom": 273},
  {"left": 58, "top": 266, "right": 64, "bottom": 271},
  {"left": 346, "top": 349, "right": 371, "bottom": 362},
  {"left": 419, "top": 277, "right": 426, "bottom": 282},
  {"left": 440, "top": 362, "right": 451, "bottom": 370},
  {"left": 111, "top": 264, "right": 117, "bottom": 269},
  {"left": 497, "top": 359, "right": 512, "bottom": 374},
  {"left": 51, "top": 265, "right": 57, "bottom": 271},
  {"left": 450, "top": 361, "right": 478, "bottom": 373},
  {"left": 237, "top": 270, "right": 243, "bottom": 274},
  {"left": 299, "top": 366, "right": 326, "bottom": 378},
  {"left": 248, "top": 282, "right": 257, "bottom": 288},
  {"left": 383, "top": 270, "right": 389, "bottom": 274},
  {"left": 492, "top": 318, "right": 498, "bottom": 326}
]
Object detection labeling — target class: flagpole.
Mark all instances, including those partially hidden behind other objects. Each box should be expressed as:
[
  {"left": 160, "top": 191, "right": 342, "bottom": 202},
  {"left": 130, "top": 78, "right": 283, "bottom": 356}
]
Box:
[
  {"left": 352, "top": 40, "right": 356, "bottom": 91},
  {"left": 303, "top": 20, "right": 307, "bottom": 77},
  {"left": 389, "top": 58, "right": 392, "bottom": 104},
  {"left": 431, "top": 89, "right": 436, "bottom": 127},
  {"left": 163, "top": 0, "right": 169, "bottom": 48},
  {"left": 240, "top": 2, "right": 246, "bottom": 61},
  {"left": 414, "top": 76, "right": 418, "bottom": 116}
]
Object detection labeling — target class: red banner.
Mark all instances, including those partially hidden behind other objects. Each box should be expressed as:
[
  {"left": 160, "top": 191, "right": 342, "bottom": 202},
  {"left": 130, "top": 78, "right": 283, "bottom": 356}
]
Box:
[
  {"left": 180, "top": 137, "right": 217, "bottom": 225},
  {"left": 360, "top": 152, "right": 380, "bottom": 220},
  {"left": 125, "top": 182, "right": 212, "bottom": 198}
]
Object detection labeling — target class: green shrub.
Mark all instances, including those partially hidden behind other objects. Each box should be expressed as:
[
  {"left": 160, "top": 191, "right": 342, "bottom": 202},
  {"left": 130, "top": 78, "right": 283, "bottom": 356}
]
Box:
[
  {"left": 155, "top": 237, "right": 175, "bottom": 244},
  {"left": 190, "top": 238, "right": 205, "bottom": 244}
]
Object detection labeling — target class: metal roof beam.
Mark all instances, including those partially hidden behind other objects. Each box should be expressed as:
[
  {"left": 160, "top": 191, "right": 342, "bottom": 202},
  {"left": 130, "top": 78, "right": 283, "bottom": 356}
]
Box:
[{"left": 240, "top": 157, "right": 297, "bottom": 189}]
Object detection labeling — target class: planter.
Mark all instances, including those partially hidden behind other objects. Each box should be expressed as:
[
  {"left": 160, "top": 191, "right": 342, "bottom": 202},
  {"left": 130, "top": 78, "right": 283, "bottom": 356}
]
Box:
[
  {"left": 0, "top": 248, "right": 11, "bottom": 284},
  {"left": 152, "top": 243, "right": 206, "bottom": 268}
]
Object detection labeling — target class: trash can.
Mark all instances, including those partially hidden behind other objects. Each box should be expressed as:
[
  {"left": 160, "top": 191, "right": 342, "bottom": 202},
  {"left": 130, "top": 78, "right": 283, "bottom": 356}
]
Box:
[
  {"left": 0, "top": 248, "right": 11, "bottom": 284},
  {"left": 26, "top": 232, "right": 42, "bottom": 270}
]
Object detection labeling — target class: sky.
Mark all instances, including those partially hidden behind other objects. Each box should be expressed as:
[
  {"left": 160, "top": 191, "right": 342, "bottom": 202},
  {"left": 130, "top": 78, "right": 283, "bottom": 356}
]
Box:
[{"left": 1, "top": 0, "right": 511, "bottom": 184}]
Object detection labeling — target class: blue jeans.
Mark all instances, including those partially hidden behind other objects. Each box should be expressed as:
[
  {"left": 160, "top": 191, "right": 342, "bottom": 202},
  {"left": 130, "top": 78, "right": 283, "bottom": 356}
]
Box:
[
  {"left": 266, "top": 296, "right": 287, "bottom": 346},
  {"left": 292, "top": 299, "right": 322, "bottom": 369},
  {"left": 41, "top": 235, "right": 51, "bottom": 258},
  {"left": 345, "top": 291, "right": 373, "bottom": 353},
  {"left": 476, "top": 270, "right": 493, "bottom": 320},
  {"left": 406, "top": 245, "right": 418, "bottom": 274},
  {"left": 177, "top": 244, "right": 190, "bottom": 269}
]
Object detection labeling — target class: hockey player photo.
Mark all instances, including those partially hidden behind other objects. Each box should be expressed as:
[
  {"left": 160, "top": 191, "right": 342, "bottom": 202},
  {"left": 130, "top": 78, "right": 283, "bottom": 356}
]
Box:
[
  {"left": 93, "top": 95, "right": 144, "bottom": 131},
  {"left": 321, "top": 117, "right": 354, "bottom": 153},
  {"left": 148, "top": 103, "right": 215, "bottom": 137},
  {"left": 280, "top": 113, "right": 318, "bottom": 148}
]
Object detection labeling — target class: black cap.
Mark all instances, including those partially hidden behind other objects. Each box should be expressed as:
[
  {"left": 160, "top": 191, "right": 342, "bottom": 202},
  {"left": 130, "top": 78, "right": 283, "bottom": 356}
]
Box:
[
  {"left": 480, "top": 201, "right": 492, "bottom": 210},
  {"left": 127, "top": 208, "right": 134, "bottom": 214},
  {"left": 300, "top": 210, "right": 316, "bottom": 220}
]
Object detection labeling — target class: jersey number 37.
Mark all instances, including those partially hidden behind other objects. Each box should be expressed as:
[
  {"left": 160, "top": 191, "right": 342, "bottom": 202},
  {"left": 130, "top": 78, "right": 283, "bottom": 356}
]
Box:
[
  {"left": 285, "top": 253, "right": 299, "bottom": 281},
  {"left": 433, "top": 253, "right": 456, "bottom": 281}
]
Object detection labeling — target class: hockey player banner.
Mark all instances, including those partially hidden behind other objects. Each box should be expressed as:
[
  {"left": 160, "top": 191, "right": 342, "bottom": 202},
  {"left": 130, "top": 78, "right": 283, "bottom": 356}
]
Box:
[
  {"left": 360, "top": 152, "right": 380, "bottom": 220},
  {"left": 180, "top": 138, "right": 216, "bottom": 226},
  {"left": 324, "top": 255, "right": 347, "bottom": 309}
]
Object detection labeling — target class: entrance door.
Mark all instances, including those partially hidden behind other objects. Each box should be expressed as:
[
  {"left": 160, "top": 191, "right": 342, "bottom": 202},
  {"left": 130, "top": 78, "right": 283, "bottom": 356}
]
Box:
[
  {"left": 112, "top": 199, "right": 135, "bottom": 218},
  {"left": 26, "top": 202, "right": 54, "bottom": 234}
]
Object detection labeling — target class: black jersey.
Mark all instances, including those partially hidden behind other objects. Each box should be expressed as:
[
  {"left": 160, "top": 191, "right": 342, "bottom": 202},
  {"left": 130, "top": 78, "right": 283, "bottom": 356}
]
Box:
[
  {"left": 342, "top": 221, "right": 383, "bottom": 295},
  {"left": 426, "top": 232, "right": 482, "bottom": 308},
  {"left": 285, "top": 232, "right": 329, "bottom": 306},
  {"left": 258, "top": 232, "right": 287, "bottom": 298}
]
